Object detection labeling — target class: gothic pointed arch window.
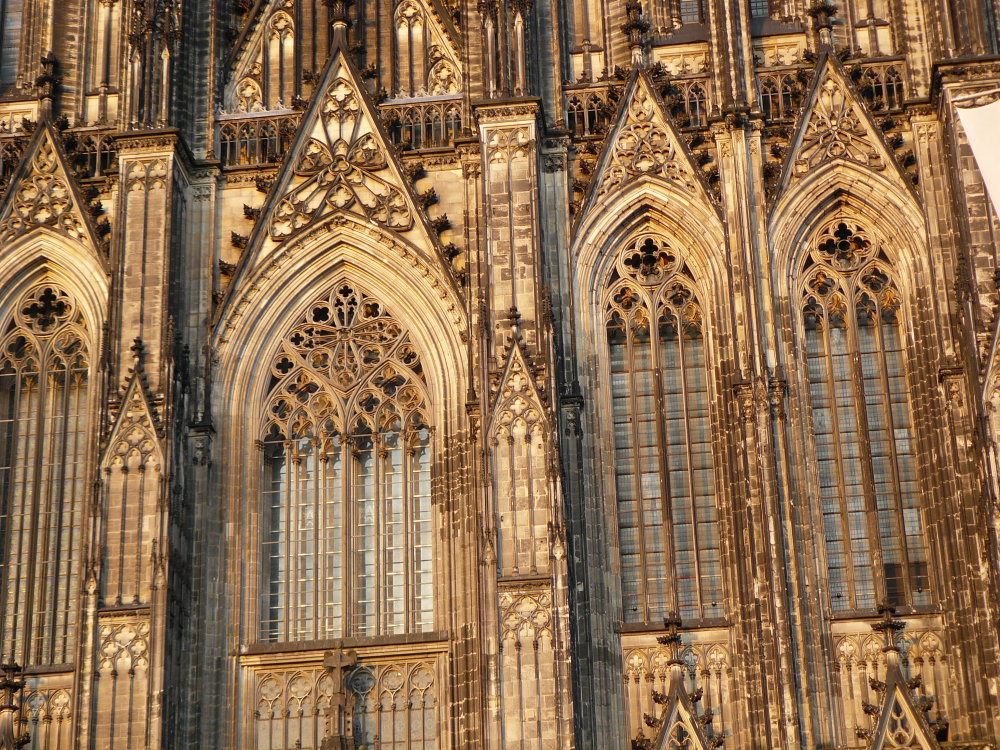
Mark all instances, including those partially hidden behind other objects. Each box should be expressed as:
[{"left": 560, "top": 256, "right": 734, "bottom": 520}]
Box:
[
  {"left": 259, "top": 282, "right": 434, "bottom": 643},
  {"left": 0, "top": 284, "right": 91, "bottom": 667},
  {"left": 604, "top": 236, "right": 722, "bottom": 624},
  {"left": 798, "top": 219, "right": 931, "bottom": 612}
]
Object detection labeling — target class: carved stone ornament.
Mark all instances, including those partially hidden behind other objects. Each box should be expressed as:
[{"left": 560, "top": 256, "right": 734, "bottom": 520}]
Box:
[
  {"left": 0, "top": 131, "right": 89, "bottom": 245},
  {"left": 104, "top": 376, "right": 163, "bottom": 471},
  {"left": 270, "top": 74, "right": 414, "bottom": 239},
  {"left": 794, "top": 74, "right": 883, "bottom": 175},
  {"left": 597, "top": 76, "right": 699, "bottom": 199}
]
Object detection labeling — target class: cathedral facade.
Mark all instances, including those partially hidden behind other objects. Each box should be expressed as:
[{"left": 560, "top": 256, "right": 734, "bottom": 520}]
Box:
[{"left": 0, "top": 0, "right": 999, "bottom": 747}]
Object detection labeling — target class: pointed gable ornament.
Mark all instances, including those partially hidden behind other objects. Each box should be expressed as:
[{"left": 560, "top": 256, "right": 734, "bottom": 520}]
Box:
[
  {"left": 633, "top": 614, "right": 723, "bottom": 750},
  {"left": 489, "top": 316, "right": 551, "bottom": 436},
  {"left": 0, "top": 124, "right": 104, "bottom": 251},
  {"left": 856, "top": 604, "right": 947, "bottom": 750},
  {"left": 101, "top": 343, "right": 164, "bottom": 470},
  {"left": 270, "top": 68, "right": 414, "bottom": 239},
  {"left": 586, "top": 71, "right": 706, "bottom": 209},
  {"left": 776, "top": 55, "right": 913, "bottom": 201}
]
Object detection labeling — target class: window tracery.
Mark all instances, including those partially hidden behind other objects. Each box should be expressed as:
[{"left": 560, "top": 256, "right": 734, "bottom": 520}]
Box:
[
  {"left": 798, "top": 220, "right": 930, "bottom": 612},
  {"left": 604, "top": 237, "right": 722, "bottom": 624},
  {"left": 259, "top": 283, "right": 433, "bottom": 643},
  {"left": 0, "top": 284, "right": 90, "bottom": 667}
]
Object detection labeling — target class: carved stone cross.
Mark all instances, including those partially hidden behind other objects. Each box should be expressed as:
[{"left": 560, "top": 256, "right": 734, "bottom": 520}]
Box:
[{"left": 320, "top": 648, "right": 358, "bottom": 750}]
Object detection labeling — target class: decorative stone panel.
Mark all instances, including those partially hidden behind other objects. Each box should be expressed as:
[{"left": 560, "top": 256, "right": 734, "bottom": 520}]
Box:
[
  {"left": 833, "top": 620, "right": 951, "bottom": 747},
  {"left": 241, "top": 648, "right": 447, "bottom": 750},
  {"left": 622, "top": 629, "right": 732, "bottom": 742}
]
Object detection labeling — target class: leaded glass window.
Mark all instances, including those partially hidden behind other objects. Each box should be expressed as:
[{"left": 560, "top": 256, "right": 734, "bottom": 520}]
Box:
[
  {"left": 0, "top": 0, "right": 22, "bottom": 90},
  {"left": 260, "top": 283, "right": 434, "bottom": 642},
  {"left": 799, "top": 220, "right": 931, "bottom": 612},
  {"left": 605, "top": 236, "right": 722, "bottom": 624},
  {"left": 0, "top": 285, "right": 90, "bottom": 667},
  {"left": 679, "top": 0, "right": 705, "bottom": 23}
]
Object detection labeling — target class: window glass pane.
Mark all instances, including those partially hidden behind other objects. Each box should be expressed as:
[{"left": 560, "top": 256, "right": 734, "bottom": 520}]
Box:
[{"left": 606, "top": 239, "right": 721, "bottom": 623}]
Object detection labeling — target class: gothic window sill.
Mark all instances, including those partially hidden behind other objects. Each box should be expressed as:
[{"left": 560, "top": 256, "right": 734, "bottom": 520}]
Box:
[{"left": 242, "top": 630, "right": 451, "bottom": 656}]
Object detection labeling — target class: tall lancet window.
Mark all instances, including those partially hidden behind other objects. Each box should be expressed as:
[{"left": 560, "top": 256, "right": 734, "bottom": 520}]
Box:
[
  {"left": 605, "top": 236, "right": 722, "bottom": 624},
  {"left": 0, "top": 285, "right": 90, "bottom": 667},
  {"left": 799, "top": 220, "right": 931, "bottom": 612},
  {"left": 259, "top": 283, "right": 434, "bottom": 643},
  {"left": 0, "top": 0, "right": 23, "bottom": 89}
]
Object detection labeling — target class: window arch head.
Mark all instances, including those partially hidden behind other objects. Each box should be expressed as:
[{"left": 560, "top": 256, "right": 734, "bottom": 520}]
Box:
[
  {"left": 0, "top": 283, "right": 91, "bottom": 667},
  {"left": 259, "top": 283, "right": 433, "bottom": 643},
  {"left": 797, "top": 219, "right": 930, "bottom": 613},
  {"left": 603, "top": 235, "right": 722, "bottom": 624}
]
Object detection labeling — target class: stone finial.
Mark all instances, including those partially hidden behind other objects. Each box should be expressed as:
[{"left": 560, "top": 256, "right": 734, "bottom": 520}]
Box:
[
  {"left": 325, "top": 0, "right": 354, "bottom": 47},
  {"left": 621, "top": 1, "right": 650, "bottom": 66},
  {"left": 807, "top": 1, "right": 838, "bottom": 49}
]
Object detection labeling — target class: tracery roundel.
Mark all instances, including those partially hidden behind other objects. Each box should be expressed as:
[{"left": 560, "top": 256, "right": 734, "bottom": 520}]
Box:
[
  {"left": 603, "top": 236, "right": 722, "bottom": 624},
  {"left": 797, "top": 219, "right": 930, "bottom": 613}
]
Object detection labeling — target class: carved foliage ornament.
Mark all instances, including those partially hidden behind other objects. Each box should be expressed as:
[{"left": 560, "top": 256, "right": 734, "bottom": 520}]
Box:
[
  {"left": 795, "top": 76, "right": 883, "bottom": 175},
  {"left": 0, "top": 135, "right": 89, "bottom": 244},
  {"left": 598, "top": 80, "right": 698, "bottom": 198},
  {"left": 270, "top": 76, "right": 413, "bottom": 239}
]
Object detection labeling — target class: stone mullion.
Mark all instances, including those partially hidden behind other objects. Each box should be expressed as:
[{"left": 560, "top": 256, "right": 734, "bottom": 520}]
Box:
[{"left": 845, "top": 295, "right": 891, "bottom": 610}]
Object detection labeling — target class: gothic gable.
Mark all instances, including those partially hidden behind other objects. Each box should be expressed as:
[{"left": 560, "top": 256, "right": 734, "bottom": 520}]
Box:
[
  {"left": 0, "top": 124, "right": 107, "bottom": 261},
  {"left": 390, "top": 0, "right": 464, "bottom": 98},
  {"left": 576, "top": 71, "right": 714, "bottom": 227},
  {"left": 489, "top": 337, "right": 550, "bottom": 436},
  {"left": 101, "top": 370, "right": 164, "bottom": 470},
  {"left": 774, "top": 55, "right": 911, "bottom": 201},
  {"left": 229, "top": 47, "right": 452, "bottom": 279},
  {"left": 866, "top": 685, "right": 941, "bottom": 750},
  {"left": 632, "top": 618, "right": 722, "bottom": 750},
  {"left": 855, "top": 608, "right": 945, "bottom": 750}
]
